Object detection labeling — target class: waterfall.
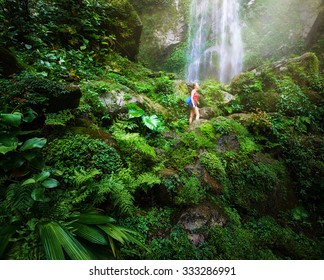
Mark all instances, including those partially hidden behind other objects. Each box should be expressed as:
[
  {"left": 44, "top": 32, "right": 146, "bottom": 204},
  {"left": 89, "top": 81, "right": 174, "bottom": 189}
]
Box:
[{"left": 186, "top": 0, "right": 244, "bottom": 83}]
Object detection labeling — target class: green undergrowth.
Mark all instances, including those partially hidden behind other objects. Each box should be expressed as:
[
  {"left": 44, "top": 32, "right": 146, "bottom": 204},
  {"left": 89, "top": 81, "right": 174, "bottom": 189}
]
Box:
[{"left": 1, "top": 8, "right": 323, "bottom": 259}]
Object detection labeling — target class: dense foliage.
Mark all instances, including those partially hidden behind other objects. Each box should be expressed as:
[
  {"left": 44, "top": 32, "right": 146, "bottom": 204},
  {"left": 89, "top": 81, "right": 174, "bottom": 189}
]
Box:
[{"left": 0, "top": 0, "right": 323, "bottom": 260}]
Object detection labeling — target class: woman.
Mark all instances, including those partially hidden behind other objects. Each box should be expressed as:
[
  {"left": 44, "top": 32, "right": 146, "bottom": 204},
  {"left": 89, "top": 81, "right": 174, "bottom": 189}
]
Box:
[{"left": 189, "top": 82, "right": 200, "bottom": 124}]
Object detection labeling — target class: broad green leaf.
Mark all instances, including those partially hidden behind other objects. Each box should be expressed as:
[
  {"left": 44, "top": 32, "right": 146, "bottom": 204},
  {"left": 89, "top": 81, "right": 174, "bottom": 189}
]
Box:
[
  {"left": 20, "top": 138, "right": 47, "bottom": 151},
  {"left": 117, "top": 227, "right": 150, "bottom": 251},
  {"left": 22, "top": 150, "right": 38, "bottom": 161},
  {"left": 0, "top": 145, "right": 16, "bottom": 154},
  {"left": 55, "top": 224, "right": 93, "bottom": 260},
  {"left": 34, "top": 170, "right": 50, "bottom": 182},
  {"left": 23, "top": 109, "right": 37, "bottom": 123},
  {"left": 98, "top": 224, "right": 128, "bottom": 244},
  {"left": 41, "top": 178, "right": 59, "bottom": 188},
  {"left": 0, "top": 113, "right": 22, "bottom": 127},
  {"left": 128, "top": 104, "right": 145, "bottom": 118},
  {"left": 142, "top": 115, "right": 164, "bottom": 131},
  {"left": 108, "top": 236, "right": 118, "bottom": 258},
  {"left": 0, "top": 135, "right": 18, "bottom": 146},
  {"left": 0, "top": 154, "right": 25, "bottom": 170},
  {"left": 0, "top": 136, "right": 18, "bottom": 154},
  {"left": 72, "top": 223, "right": 108, "bottom": 245},
  {"left": 31, "top": 187, "right": 50, "bottom": 202},
  {"left": 39, "top": 222, "right": 94, "bottom": 260},
  {"left": 21, "top": 178, "right": 36, "bottom": 186}
]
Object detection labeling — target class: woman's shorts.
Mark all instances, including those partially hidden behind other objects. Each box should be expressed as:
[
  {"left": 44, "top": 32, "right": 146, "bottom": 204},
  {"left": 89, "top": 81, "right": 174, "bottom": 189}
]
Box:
[{"left": 189, "top": 102, "right": 198, "bottom": 109}]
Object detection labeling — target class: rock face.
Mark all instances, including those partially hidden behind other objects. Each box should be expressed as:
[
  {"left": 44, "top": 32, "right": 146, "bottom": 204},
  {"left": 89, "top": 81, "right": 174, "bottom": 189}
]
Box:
[
  {"left": 130, "top": 0, "right": 188, "bottom": 70},
  {"left": 110, "top": 0, "right": 143, "bottom": 61},
  {"left": 305, "top": 0, "right": 324, "bottom": 67}
]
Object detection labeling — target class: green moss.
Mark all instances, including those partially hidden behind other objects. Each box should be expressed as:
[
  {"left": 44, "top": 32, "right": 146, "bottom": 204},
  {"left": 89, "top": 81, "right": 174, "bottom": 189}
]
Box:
[
  {"left": 212, "top": 117, "right": 249, "bottom": 136},
  {"left": 200, "top": 152, "right": 226, "bottom": 182},
  {"left": 237, "top": 135, "right": 260, "bottom": 154},
  {"left": 169, "top": 146, "right": 198, "bottom": 169},
  {"left": 174, "top": 176, "right": 205, "bottom": 205}
]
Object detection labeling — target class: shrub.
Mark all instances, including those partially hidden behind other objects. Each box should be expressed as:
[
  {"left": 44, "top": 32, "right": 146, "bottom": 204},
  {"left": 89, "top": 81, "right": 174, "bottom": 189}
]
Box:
[
  {"left": 44, "top": 134, "right": 122, "bottom": 184},
  {"left": 276, "top": 77, "right": 314, "bottom": 117},
  {"left": 247, "top": 217, "right": 322, "bottom": 259}
]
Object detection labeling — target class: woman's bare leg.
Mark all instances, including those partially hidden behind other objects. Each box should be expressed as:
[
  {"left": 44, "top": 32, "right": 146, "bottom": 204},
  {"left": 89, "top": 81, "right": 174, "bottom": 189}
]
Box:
[
  {"left": 194, "top": 106, "right": 200, "bottom": 120},
  {"left": 189, "top": 108, "right": 194, "bottom": 124}
]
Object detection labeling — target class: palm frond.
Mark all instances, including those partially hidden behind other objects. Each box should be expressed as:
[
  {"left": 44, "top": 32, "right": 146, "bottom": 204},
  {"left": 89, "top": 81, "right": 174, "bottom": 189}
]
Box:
[
  {"left": 38, "top": 221, "right": 93, "bottom": 260},
  {"left": 72, "top": 222, "right": 109, "bottom": 245},
  {"left": 38, "top": 222, "right": 65, "bottom": 260},
  {"left": 76, "top": 212, "right": 115, "bottom": 224},
  {"left": 108, "top": 236, "right": 119, "bottom": 258},
  {"left": 98, "top": 223, "right": 128, "bottom": 244}
]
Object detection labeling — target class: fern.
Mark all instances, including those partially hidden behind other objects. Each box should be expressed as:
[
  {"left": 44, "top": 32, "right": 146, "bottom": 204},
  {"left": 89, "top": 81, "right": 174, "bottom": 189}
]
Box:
[
  {"left": 92, "top": 174, "right": 134, "bottom": 214},
  {"left": 112, "top": 129, "right": 156, "bottom": 158},
  {"left": 5, "top": 183, "right": 35, "bottom": 214},
  {"left": 135, "top": 172, "right": 161, "bottom": 192},
  {"left": 74, "top": 168, "right": 102, "bottom": 186},
  {"left": 45, "top": 109, "right": 74, "bottom": 126}
]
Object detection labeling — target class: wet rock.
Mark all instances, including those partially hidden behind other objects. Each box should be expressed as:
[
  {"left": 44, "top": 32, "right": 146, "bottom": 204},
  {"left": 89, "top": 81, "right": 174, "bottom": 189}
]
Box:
[
  {"left": 221, "top": 90, "right": 235, "bottom": 103},
  {"left": 178, "top": 204, "right": 226, "bottom": 230},
  {"left": 187, "top": 119, "right": 210, "bottom": 132},
  {"left": 177, "top": 203, "right": 227, "bottom": 244},
  {"left": 216, "top": 132, "right": 240, "bottom": 152},
  {"left": 100, "top": 91, "right": 168, "bottom": 119}
]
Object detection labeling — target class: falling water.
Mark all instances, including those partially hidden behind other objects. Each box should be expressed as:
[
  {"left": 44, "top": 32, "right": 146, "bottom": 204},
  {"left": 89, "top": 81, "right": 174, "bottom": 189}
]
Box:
[{"left": 186, "top": 0, "right": 244, "bottom": 83}]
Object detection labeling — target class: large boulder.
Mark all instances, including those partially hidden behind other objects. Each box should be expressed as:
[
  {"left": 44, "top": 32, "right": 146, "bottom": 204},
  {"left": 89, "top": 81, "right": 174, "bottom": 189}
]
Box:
[{"left": 100, "top": 90, "right": 168, "bottom": 119}]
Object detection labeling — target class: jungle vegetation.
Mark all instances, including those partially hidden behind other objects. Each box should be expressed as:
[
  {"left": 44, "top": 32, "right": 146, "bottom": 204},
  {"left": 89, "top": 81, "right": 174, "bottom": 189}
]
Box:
[{"left": 0, "top": 0, "right": 323, "bottom": 260}]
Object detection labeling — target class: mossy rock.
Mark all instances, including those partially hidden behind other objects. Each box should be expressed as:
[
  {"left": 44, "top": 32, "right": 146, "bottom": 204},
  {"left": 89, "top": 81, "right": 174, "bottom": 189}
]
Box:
[
  {"left": 230, "top": 71, "right": 256, "bottom": 96},
  {"left": 239, "top": 91, "right": 280, "bottom": 112},
  {"left": 225, "top": 152, "right": 296, "bottom": 217},
  {"left": 30, "top": 80, "right": 82, "bottom": 113},
  {"left": 273, "top": 52, "right": 320, "bottom": 88}
]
